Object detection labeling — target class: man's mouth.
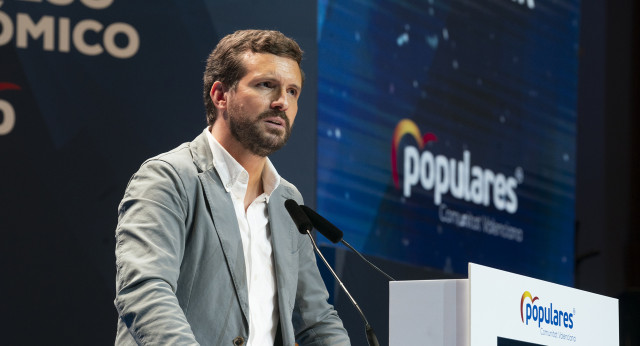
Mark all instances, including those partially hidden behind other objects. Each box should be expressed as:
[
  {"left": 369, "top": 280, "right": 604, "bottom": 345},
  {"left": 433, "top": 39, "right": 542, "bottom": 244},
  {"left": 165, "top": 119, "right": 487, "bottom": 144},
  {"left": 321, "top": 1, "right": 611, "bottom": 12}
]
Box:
[{"left": 264, "top": 117, "right": 285, "bottom": 127}]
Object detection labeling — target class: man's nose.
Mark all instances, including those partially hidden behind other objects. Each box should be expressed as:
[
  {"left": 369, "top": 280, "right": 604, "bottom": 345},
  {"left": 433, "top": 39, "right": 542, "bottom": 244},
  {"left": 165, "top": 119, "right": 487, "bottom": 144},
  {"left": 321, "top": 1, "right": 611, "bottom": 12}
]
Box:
[{"left": 271, "top": 88, "right": 289, "bottom": 111}]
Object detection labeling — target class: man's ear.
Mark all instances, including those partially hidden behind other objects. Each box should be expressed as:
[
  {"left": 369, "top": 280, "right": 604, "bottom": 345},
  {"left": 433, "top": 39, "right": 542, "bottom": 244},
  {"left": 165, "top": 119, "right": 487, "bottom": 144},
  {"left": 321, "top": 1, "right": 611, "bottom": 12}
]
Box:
[{"left": 210, "top": 81, "right": 227, "bottom": 109}]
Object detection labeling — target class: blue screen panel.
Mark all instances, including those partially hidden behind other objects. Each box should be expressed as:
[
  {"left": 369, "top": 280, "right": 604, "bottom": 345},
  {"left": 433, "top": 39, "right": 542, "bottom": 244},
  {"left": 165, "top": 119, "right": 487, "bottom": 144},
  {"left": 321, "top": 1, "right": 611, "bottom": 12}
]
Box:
[{"left": 317, "top": 0, "right": 580, "bottom": 285}]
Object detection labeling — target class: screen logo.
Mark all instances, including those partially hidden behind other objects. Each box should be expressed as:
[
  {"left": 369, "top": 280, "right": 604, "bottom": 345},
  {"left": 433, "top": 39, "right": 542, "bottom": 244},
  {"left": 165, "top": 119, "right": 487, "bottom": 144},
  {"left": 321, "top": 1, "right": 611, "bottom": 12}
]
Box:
[{"left": 391, "top": 118, "right": 521, "bottom": 213}]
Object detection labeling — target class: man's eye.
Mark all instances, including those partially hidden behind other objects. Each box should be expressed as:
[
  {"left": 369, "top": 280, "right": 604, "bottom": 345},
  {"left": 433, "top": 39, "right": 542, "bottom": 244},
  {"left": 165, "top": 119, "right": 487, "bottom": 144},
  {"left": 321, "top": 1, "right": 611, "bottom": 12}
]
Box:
[
  {"left": 288, "top": 89, "right": 298, "bottom": 96},
  {"left": 258, "top": 82, "right": 272, "bottom": 88}
]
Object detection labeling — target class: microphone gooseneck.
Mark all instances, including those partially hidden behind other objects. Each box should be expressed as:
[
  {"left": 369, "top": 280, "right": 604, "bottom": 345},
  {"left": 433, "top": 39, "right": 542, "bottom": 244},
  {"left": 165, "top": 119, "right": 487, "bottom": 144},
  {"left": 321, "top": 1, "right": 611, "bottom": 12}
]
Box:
[
  {"left": 300, "top": 205, "right": 396, "bottom": 282},
  {"left": 284, "top": 199, "right": 379, "bottom": 346}
]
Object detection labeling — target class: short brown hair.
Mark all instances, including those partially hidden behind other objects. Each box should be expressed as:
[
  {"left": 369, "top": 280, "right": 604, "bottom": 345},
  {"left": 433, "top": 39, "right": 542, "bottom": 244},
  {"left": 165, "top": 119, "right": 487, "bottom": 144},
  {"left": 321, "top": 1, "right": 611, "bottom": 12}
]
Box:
[{"left": 203, "top": 29, "right": 304, "bottom": 125}]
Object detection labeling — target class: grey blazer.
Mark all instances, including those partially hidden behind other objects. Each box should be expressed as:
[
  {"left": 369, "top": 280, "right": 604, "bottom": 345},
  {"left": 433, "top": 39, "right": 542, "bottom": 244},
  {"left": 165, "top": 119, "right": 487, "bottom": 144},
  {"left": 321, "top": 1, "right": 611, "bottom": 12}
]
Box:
[{"left": 114, "top": 133, "right": 350, "bottom": 345}]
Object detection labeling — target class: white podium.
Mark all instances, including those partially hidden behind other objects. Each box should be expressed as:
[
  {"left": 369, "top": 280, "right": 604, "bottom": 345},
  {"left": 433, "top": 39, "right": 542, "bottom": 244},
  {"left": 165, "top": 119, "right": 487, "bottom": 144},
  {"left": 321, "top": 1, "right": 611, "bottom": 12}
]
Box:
[{"left": 389, "top": 263, "right": 619, "bottom": 345}]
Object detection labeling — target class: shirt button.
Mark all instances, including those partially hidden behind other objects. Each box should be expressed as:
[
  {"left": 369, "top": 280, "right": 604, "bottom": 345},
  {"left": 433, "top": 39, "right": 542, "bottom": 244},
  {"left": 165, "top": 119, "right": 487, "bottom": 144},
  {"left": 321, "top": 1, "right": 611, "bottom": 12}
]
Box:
[{"left": 232, "top": 336, "right": 245, "bottom": 346}]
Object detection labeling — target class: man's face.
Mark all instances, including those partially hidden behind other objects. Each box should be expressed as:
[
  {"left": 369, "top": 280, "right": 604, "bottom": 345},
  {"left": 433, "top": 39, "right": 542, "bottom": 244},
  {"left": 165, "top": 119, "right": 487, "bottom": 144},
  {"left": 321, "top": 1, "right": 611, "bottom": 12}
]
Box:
[{"left": 225, "top": 52, "right": 302, "bottom": 157}]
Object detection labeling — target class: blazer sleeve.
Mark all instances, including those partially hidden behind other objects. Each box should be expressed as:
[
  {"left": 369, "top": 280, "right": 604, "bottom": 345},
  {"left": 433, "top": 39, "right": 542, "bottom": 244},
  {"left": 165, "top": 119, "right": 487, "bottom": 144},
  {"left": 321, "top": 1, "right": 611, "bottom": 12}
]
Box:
[
  {"left": 292, "top": 231, "right": 351, "bottom": 345},
  {"left": 114, "top": 159, "right": 200, "bottom": 345}
]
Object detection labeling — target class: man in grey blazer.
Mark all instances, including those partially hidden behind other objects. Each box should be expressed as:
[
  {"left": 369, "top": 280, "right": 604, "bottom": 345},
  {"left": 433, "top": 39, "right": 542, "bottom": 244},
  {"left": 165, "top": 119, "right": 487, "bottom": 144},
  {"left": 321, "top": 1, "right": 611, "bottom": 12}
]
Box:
[{"left": 114, "top": 30, "right": 350, "bottom": 345}]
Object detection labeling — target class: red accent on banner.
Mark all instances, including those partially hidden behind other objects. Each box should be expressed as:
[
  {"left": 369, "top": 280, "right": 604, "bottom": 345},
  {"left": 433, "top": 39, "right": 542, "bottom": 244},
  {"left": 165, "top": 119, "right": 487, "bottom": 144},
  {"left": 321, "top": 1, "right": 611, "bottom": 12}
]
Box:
[{"left": 0, "top": 82, "right": 21, "bottom": 91}]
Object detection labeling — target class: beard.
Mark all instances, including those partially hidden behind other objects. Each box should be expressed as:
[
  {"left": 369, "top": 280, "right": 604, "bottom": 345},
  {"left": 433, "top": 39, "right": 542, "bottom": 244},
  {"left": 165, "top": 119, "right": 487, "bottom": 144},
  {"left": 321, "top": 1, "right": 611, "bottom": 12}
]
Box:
[{"left": 227, "top": 107, "right": 292, "bottom": 157}]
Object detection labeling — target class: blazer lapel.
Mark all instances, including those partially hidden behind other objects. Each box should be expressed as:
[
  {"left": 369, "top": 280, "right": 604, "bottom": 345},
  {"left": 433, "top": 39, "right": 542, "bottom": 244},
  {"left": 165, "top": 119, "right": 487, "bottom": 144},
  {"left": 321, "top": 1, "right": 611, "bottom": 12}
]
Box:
[
  {"left": 268, "top": 188, "right": 300, "bottom": 326},
  {"left": 191, "top": 133, "right": 250, "bottom": 324}
]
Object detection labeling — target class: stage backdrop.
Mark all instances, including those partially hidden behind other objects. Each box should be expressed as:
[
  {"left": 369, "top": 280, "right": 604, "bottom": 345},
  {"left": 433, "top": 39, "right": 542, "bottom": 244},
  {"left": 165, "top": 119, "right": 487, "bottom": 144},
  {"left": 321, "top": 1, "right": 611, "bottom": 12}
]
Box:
[{"left": 317, "top": 0, "right": 580, "bottom": 286}]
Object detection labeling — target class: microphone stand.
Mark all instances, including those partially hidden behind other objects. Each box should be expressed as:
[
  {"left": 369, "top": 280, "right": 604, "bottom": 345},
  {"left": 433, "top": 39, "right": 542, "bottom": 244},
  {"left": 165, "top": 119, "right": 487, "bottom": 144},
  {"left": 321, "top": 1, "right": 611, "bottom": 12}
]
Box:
[
  {"left": 304, "top": 230, "right": 380, "bottom": 346},
  {"left": 339, "top": 239, "right": 395, "bottom": 281},
  {"left": 299, "top": 204, "right": 395, "bottom": 282}
]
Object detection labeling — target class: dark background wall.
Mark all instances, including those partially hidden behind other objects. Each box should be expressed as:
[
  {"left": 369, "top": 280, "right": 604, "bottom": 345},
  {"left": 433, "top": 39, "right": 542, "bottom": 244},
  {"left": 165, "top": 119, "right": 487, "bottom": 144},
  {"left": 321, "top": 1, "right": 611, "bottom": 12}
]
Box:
[
  {"left": 574, "top": 2, "right": 639, "bottom": 344},
  {"left": 575, "top": 0, "right": 638, "bottom": 298},
  {"left": 0, "top": 0, "right": 637, "bottom": 345},
  {"left": 0, "top": 1, "right": 318, "bottom": 344}
]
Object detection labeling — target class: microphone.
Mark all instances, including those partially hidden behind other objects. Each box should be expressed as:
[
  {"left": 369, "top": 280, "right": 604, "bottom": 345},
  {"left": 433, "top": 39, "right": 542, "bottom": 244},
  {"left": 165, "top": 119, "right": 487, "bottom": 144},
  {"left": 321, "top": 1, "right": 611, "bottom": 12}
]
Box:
[
  {"left": 299, "top": 205, "right": 396, "bottom": 282},
  {"left": 284, "top": 199, "right": 379, "bottom": 346},
  {"left": 284, "top": 199, "right": 313, "bottom": 233},
  {"left": 299, "top": 205, "right": 343, "bottom": 243}
]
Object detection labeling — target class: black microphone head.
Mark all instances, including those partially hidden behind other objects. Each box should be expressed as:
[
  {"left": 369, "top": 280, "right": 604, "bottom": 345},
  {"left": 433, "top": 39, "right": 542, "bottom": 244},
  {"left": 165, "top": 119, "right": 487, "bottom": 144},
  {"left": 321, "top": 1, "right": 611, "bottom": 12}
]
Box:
[
  {"left": 284, "top": 199, "right": 313, "bottom": 234},
  {"left": 299, "top": 205, "right": 344, "bottom": 243}
]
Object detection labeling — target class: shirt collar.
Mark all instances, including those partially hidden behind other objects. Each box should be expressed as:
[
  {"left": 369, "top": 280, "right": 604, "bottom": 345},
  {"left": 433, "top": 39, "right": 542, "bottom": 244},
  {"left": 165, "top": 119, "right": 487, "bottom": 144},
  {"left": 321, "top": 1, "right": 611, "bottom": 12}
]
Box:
[{"left": 204, "top": 128, "right": 281, "bottom": 202}]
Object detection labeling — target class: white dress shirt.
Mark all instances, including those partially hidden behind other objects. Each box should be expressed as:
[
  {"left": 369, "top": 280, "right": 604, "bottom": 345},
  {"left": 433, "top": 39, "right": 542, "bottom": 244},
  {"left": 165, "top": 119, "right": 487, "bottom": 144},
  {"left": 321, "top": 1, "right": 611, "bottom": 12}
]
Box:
[{"left": 205, "top": 128, "right": 280, "bottom": 346}]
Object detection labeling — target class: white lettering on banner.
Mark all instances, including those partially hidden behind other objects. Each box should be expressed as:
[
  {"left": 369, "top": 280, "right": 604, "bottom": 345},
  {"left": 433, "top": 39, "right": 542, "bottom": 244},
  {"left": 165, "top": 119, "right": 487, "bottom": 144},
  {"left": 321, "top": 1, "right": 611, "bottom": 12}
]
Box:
[
  {"left": 0, "top": 99, "right": 16, "bottom": 135},
  {"left": 103, "top": 22, "right": 139, "bottom": 58},
  {"left": 16, "top": 14, "right": 55, "bottom": 50},
  {"left": 73, "top": 19, "right": 102, "bottom": 55},
  {"left": 438, "top": 204, "right": 482, "bottom": 231},
  {"left": 483, "top": 216, "right": 523, "bottom": 242},
  {"left": 45, "top": 0, "right": 74, "bottom": 5},
  {"left": 18, "top": 0, "right": 114, "bottom": 10},
  {"left": 404, "top": 147, "right": 520, "bottom": 213},
  {"left": 59, "top": 16, "right": 69, "bottom": 51},
  {"left": 80, "top": 0, "right": 114, "bottom": 10},
  {"left": 0, "top": 0, "right": 140, "bottom": 58},
  {"left": 438, "top": 204, "right": 524, "bottom": 242},
  {"left": 0, "top": 9, "right": 13, "bottom": 45}
]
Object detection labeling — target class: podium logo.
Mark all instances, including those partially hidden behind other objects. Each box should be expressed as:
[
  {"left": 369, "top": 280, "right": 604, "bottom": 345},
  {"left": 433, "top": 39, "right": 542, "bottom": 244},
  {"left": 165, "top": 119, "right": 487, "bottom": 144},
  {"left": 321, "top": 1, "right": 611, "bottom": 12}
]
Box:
[
  {"left": 0, "top": 82, "right": 20, "bottom": 136},
  {"left": 391, "top": 118, "right": 520, "bottom": 213},
  {"left": 520, "top": 291, "right": 574, "bottom": 329}
]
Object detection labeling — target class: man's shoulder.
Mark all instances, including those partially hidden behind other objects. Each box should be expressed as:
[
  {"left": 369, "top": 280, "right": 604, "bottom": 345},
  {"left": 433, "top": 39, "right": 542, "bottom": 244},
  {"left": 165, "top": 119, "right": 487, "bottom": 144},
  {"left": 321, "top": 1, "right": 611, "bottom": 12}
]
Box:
[
  {"left": 278, "top": 177, "right": 297, "bottom": 192},
  {"left": 147, "top": 142, "right": 192, "bottom": 165},
  {"left": 140, "top": 143, "right": 194, "bottom": 175},
  {"left": 275, "top": 177, "right": 303, "bottom": 203},
  {"left": 139, "top": 133, "right": 209, "bottom": 177}
]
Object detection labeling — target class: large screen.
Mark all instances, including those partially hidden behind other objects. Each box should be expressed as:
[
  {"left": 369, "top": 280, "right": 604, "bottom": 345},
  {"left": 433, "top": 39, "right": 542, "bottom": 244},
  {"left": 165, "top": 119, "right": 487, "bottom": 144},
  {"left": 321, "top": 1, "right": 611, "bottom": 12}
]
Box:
[{"left": 317, "top": 0, "right": 580, "bottom": 285}]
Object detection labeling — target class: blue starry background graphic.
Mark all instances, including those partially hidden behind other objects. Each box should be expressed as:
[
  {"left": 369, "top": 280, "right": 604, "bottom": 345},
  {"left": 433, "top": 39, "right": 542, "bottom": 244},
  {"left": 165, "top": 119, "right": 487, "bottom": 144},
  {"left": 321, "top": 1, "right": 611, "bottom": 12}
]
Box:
[{"left": 317, "top": 0, "right": 580, "bottom": 285}]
